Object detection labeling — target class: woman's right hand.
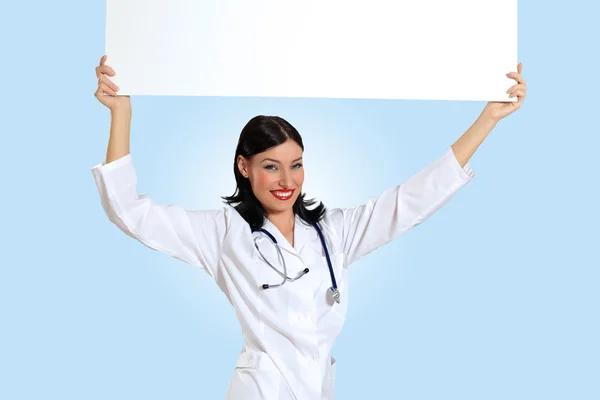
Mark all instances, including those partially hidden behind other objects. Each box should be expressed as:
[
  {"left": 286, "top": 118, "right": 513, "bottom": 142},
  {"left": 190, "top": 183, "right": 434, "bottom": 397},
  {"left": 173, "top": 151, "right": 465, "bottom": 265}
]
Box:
[{"left": 94, "top": 55, "right": 131, "bottom": 111}]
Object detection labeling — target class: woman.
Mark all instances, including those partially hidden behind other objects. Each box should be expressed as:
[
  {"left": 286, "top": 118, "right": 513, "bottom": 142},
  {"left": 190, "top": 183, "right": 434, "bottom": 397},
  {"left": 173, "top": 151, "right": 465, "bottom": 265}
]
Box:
[{"left": 92, "top": 55, "right": 527, "bottom": 399}]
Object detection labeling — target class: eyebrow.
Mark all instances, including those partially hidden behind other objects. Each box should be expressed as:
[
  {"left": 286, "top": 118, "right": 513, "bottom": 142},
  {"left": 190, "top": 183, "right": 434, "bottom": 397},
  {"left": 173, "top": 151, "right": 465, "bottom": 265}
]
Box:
[{"left": 261, "top": 157, "right": 303, "bottom": 164}]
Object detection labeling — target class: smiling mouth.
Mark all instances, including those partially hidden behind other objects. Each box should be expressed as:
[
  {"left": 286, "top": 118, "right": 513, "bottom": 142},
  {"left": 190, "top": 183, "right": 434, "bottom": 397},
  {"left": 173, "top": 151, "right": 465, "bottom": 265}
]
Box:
[{"left": 270, "top": 189, "right": 295, "bottom": 200}]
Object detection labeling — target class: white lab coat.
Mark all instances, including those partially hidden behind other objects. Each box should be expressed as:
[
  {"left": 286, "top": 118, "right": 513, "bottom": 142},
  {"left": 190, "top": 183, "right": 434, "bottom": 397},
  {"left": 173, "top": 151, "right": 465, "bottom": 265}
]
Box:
[{"left": 91, "top": 147, "right": 474, "bottom": 399}]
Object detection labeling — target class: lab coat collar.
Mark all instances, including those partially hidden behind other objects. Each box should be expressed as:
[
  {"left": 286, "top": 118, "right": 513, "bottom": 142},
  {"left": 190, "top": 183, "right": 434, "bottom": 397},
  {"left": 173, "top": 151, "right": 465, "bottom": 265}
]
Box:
[{"left": 260, "top": 213, "right": 314, "bottom": 257}]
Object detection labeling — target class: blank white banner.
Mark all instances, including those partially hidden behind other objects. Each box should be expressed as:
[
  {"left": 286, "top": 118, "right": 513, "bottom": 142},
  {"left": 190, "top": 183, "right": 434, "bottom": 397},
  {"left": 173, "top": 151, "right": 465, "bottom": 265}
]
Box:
[{"left": 105, "top": 0, "right": 518, "bottom": 101}]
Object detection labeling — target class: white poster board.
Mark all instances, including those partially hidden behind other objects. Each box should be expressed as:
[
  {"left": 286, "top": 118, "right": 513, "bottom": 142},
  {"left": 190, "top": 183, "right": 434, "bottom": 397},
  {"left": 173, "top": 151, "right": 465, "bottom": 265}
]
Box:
[{"left": 105, "top": 0, "right": 518, "bottom": 101}]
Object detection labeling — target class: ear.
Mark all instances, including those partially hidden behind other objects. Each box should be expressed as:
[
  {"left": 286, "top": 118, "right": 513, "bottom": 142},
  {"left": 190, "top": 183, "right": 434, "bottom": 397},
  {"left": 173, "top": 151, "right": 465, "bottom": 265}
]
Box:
[{"left": 237, "top": 155, "right": 249, "bottom": 178}]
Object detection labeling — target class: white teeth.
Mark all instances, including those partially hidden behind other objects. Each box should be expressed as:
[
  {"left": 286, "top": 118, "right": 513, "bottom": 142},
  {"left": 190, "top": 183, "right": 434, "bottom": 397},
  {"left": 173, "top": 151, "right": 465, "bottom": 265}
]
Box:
[{"left": 273, "top": 190, "right": 293, "bottom": 198}]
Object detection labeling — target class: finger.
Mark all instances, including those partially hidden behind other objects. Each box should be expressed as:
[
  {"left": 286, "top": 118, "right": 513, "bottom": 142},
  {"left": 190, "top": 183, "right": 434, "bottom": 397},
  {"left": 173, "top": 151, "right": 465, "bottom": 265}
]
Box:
[
  {"left": 508, "top": 90, "right": 520, "bottom": 98},
  {"left": 515, "top": 93, "right": 524, "bottom": 107},
  {"left": 517, "top": 62, "right": 522, "bottom": 74},
  {"left": 96, "top": 65, "right": 115, "bottom": 76},
  {"left": 102, "top": 66, "right": 116, "bottom": 76},
  {"left": 94, "top": 85, "right": 111, "bottom": 98},
  {"left": 96, "top": 65, "right": 116, "bottom": 79},
  {"left": 507, "top": 83, "right": 526, "bottom": 95},
  {"left": 98, "top": 78, "right": 119, "bottom": 92},
  {"left": 506, "top": 83, "right": 519, "bottom": 93},
  {"left": 98, "top": 75, "right": 119, "bottom": 91},
  {"left": 100, "top": 55, "right": 106, "bottom": 66},
  {"left": 94, "top": 84, "right": 105, "bottom": 98},
  {"left": 99, "top": 81, "right": 117, "bottom": 96},
  {"left": 506, "top": 72, "right": 525, "bottom": 85}
]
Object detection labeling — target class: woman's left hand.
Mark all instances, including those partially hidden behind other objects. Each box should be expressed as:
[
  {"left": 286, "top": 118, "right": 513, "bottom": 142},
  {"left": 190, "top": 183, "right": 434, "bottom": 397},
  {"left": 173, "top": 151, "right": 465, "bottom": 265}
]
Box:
[{"left": 483, "top": 63, "right": 527, "bottom": 122}]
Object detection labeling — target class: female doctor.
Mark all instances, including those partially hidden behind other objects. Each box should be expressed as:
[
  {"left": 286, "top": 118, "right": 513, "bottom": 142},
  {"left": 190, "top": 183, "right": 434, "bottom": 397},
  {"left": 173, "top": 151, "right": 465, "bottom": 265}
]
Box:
[{"left": 92, "top": 55, "right": 527, "bottom": 399}]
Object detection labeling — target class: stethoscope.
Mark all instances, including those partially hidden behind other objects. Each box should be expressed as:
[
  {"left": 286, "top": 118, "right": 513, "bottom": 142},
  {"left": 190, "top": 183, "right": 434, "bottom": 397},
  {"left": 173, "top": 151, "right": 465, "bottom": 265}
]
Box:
[{"left": 252, "top": 223, "right": 340, "bottom": 304}]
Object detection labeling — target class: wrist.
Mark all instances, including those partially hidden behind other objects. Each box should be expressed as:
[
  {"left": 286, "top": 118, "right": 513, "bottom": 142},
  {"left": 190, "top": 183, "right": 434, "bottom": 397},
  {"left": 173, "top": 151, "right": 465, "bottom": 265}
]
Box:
[
  {"left": 111, "top": 103, "right": 132, "bottom": 117},
  {"left": 481, "top": 106, "right": 500, "bottom": 125}
]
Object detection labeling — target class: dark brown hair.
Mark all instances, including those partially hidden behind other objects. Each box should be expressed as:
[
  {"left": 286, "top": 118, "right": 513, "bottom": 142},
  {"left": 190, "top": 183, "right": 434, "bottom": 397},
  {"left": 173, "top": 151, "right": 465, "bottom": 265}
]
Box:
[{"left": 221, "top": 115, "right": 326, "bottom": 231}]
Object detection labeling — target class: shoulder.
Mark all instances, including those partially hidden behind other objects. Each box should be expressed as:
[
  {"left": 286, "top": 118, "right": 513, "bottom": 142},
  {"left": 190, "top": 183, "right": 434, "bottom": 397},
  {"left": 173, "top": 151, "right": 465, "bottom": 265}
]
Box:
[
  {"left": 321, "top": 207, "right": 346, "bottom": 229},
  {"left": 184, "top": 205, "right": 245, "bottom": 233},
  {"left": 316, "top": 207, "right": 346, "bottom": 248}
]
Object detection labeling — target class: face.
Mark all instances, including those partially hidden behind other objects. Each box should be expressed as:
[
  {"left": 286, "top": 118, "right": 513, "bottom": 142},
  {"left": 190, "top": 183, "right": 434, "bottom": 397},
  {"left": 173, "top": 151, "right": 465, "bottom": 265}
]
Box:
[{"left": 237, "top": 140, "right": 304, "bottom": 216}]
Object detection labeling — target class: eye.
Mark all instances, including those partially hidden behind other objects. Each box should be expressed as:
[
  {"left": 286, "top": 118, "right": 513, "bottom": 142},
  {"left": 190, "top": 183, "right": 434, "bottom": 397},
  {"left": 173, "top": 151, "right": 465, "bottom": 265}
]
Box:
[
  {"left": 263, "top": 164, "right": 277, "bottom": 171},
  {"left": 292, "top": 163, "right": 303, "bottom": 169}
]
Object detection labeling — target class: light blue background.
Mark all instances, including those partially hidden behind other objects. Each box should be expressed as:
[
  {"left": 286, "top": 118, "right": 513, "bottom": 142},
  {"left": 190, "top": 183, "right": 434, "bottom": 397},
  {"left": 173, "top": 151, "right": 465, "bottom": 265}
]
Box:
[{"left": 1, "top": 1, "right": 599, "bottom": 399}]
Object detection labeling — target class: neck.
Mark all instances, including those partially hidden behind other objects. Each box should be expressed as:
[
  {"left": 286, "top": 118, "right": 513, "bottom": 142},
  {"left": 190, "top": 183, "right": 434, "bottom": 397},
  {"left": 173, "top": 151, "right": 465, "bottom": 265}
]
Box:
[{"left": 266, "top": 209, "right": 295, "bottom": 234}]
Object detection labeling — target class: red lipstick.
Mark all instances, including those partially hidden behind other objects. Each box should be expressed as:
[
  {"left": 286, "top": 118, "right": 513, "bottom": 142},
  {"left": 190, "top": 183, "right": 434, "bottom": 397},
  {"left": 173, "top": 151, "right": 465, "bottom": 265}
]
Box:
[{"left": 270, "top": 189, "right": 295, "bottom": 201}]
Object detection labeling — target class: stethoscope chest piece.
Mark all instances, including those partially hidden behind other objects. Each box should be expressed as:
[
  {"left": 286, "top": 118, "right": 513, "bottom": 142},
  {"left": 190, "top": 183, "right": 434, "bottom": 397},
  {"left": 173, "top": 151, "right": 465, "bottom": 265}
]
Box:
[{"left": 329, "top": 287, "right": 341, "bottom": 304}]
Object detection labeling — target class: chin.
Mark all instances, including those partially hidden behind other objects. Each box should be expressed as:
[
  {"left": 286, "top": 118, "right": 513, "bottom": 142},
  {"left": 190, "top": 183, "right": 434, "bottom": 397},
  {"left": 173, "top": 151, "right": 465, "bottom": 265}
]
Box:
[
  {"left": 264, "top": 196, "right": 299, "bottom": 213},
  {"left": 269, "top": 203, "right": 295, "bottom": 213}
]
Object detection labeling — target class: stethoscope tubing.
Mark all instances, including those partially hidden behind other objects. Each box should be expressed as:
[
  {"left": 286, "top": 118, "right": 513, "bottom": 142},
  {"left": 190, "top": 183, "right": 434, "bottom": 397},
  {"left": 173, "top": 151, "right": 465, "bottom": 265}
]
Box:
[
  {"left": 253, "top": 230, "right": 309, "bottom": 288},
  {"left": 252, "top": 222, "right": 340, "bottom": 303},
  {"left": 313, "top": 223, "right": 338, "bottom": 291}
]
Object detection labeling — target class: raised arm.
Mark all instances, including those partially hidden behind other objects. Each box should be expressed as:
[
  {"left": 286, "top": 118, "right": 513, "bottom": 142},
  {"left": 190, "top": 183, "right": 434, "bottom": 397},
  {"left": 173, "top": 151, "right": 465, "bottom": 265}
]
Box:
[
  {"left": 94, "top": 55, "right": 132, "bottom": 164},
  {"left": 91, "top": 155, "right": 229, "bottom": 279},
  {"left": 92, "top": 55, "right": 228, "bottom": 279},
  {"left": 325, "top": 146, "right": 475, "bottom": 267},
  {"left": 452, "top": 62, "right": 528, "bottom": 167},
  {"left": 325, "top": 61, "right": 528, "bottom": 268},
  {"left": 328, "top": 64, "right": 530, "bottom": 267},
  {"left": 451, "top": 108, "right": 497, "bottom": 168}
]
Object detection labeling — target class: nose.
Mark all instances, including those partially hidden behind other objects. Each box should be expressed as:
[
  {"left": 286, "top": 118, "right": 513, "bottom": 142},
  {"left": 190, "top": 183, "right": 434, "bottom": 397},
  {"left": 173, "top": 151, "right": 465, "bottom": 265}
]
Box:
[{"left": 279, "top": 170, "right": 294, "bottom": 188}]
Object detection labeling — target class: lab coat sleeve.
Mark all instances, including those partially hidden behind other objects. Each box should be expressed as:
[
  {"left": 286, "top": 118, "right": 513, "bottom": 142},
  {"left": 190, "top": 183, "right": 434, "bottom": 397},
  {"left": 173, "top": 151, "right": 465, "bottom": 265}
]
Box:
[
  {"left": 326, "top": 147, "right": 475, "bottom": 267},
  {"left": 91, "top": 153, "right": 228, "bottom": 280}
]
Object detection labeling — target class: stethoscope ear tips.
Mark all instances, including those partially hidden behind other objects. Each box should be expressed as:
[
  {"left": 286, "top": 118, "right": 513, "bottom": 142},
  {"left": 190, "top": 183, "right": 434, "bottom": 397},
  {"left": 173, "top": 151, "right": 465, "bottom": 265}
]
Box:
[
  {"left": 261, "top": 284, "right": 270, "bottom": 290},
  {"left": 303, "top": 268, "right": 309, "bottom": 274}
]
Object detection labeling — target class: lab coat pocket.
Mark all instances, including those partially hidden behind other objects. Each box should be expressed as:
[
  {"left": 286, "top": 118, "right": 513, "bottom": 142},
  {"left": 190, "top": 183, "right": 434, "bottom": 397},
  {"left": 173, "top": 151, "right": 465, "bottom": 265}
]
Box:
[{"left": 225, "top": 351, "right": 282, "bottom": 400}]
